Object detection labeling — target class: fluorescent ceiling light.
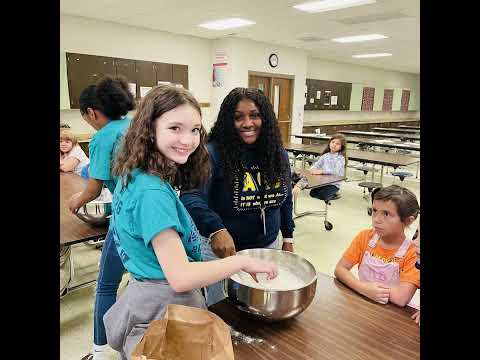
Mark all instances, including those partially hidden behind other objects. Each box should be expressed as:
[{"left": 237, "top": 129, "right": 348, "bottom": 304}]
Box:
[
  {"left": 352, "top": 53, "right": 392, "bottom": 58},
  {"left": 293, "top": 0, "right": 376, "bottom": 13},
  {"left": 332, "top": 34, "right": 387, "bottom": 43},
  {"left": 199, "top": 18, "right": 255, "bottom": 30}
]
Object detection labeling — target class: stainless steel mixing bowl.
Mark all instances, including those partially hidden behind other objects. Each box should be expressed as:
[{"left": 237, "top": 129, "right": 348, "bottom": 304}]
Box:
[
  {"left": 226, "top": 248, "right": 317, "bottom": 321},
  {"left": 73, "top": 190, "right": 112, "bottom": 227}
]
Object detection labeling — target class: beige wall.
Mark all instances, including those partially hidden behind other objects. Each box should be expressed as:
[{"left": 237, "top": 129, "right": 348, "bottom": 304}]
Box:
[
  {"left": 60, "top": 14, "right": 212, "bottom": 132},
  {"left": 305, "top": 57, "right": 420, "bottom": 124},
  {"left": 60, "top": 14, "right": 420, "bottom": 136}
]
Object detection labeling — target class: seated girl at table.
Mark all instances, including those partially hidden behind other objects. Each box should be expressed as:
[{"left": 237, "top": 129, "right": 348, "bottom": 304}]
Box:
[
  {"left": 60, "top": 129, "right": 89, "bottom": 177},
  {"left": 334, "top": 185, "right": 420, "bottom": 306},
  {"left": 292, "top": 133, "right": 346, "bottom": 201},
  {"left": 103, "top": 84, "right": 278, "bottom": 360}
]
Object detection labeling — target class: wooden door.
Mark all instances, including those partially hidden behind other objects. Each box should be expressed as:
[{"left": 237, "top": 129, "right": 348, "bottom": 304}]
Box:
[
  {"left": 248, "top": 75, "right": 271, "bottom": 99},
  {"left": 271, "top": 77, "right": 292, "bottom": 145}
]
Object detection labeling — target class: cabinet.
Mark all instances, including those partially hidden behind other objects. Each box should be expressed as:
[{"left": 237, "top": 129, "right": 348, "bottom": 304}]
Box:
[
  {"left": 172, "top": 64, "right": 189, "bottom": 89},
  {"left": 155, "top": 62, "right": 173, "bottom": 84},
  {"left": 66, "top": 53, "right": 116, "bottom": 109},
  {"left": 65, "top": 53, "right": 189, "bottom": 108}
]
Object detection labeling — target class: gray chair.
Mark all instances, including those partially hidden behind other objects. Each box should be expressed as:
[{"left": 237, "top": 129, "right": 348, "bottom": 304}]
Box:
[
  {"left": 356, "top": 165, "right": 382, "bottom": 215},
  {"left": 391, "top": 170, "right": 413, "bottom": 186},
  {"left": 293, "top": 189, "right": 341, "bottom": 231}
]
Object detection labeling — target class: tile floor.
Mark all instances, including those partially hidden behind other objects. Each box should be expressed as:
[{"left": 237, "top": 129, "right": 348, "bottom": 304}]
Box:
[{"left": 60, "top": 162, "right": 420, "bottom": 360}]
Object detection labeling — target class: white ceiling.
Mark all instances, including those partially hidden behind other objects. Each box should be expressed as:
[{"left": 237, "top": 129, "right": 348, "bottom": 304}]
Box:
[{"left": 60, "top": 0, "right": 420, "bottom": 74}]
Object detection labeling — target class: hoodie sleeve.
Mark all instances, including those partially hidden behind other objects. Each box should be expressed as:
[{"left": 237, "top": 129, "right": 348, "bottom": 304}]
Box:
[
  {"left": 280, "top": 150, "right": 295, "bottom": 239},
  {"left": 179, "top": 143, "right": 226, "bottom": 238}
]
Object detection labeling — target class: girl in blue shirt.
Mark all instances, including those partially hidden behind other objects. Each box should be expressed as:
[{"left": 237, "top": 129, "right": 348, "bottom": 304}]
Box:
[
  {"left": 103, "top": 85, "right": 278, "bottom": 359},
  {"left": 67, "top": 75, "right": 135, "bottom": 360},
  {"left": 293, "top": 133, "right": 347, "bottom": 201}
]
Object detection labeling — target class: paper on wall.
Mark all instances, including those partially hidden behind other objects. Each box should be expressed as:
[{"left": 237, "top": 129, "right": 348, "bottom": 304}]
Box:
[
  {"left": 128, "top": 83, "right": 136, "bottom": 97},
  {"left": 140, "top": 86, "right": 152, "bottom": 98},
  {"left": 331, "top": 96, "right": 338, "bottom": 105}
]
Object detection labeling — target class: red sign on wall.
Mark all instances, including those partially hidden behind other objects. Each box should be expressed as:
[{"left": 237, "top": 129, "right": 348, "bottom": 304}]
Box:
[
  {"left": 361, "top": 87, "right": 375, "bottom": 111},
  {"left": 382, "top": 89, "right": 394, "bottom": 111},
  {"left": 400, "top": 90, "right": 410, "bottom": 112}
]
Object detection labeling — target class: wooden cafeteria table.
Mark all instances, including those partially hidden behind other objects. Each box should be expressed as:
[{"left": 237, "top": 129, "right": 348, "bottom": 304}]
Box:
[
  {"left": 338, "top": 130, "right": 420, "bottom": 141},
  {"left": 60, "top": 172, "right": 108, "bottom": 246},
  {"left": 284, "top": 143, "right": 419, "bottom": 183},
  {"left": 60, "top": 172, "right": 108, "bottom": 295},
  {"left": 293, "top": 172, "right": 344, "bottom": 220},
  {"left": 209, "top": 272, "right": 419, "bottom": 360},
  {"left": 371, "top": 127, "right": 420, "bottom": 134},
  {"left": 293, "top": 134, "right": 420, "bottom": 152},
  {"left": 398, "top": 125, "right": 420, "bottom": 130}
]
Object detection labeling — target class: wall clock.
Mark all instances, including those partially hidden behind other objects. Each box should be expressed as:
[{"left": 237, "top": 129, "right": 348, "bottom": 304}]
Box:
[{"left": 269, "top": 53, "right": 278, "bottom": 68}]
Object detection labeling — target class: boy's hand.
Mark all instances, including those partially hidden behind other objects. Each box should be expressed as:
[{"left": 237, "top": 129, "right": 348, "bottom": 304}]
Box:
[
  {"left": 282, "top": 242, "right": 294, "bottom": 252},
  {"left": 309, "top": 169, "right": 323, "bottom": 175},
  {"left": 411, "top": 310, "right": 420, "bottom": 326},
  {"left": 361, "top": 282, "right": 390, "bottom": 304}
]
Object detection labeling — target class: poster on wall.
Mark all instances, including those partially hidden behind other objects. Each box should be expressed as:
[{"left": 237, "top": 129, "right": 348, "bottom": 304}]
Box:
[
  {"left": 331, "top": 96, "right": 338, "bottom": 105},
  {"left": 213, "top": 49, "right": 228, "bottom": 87},
  {"left": 213, "top": 64, "right": 226, "bottom": 87},
  {"left": 324, "top": 91, "right": 331, "bottom": 105}
]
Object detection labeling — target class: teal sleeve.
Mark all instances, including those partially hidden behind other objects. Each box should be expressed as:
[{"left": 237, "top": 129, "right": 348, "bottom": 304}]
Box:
[
  {"left": 88, "top": 137, "right": 113, "bottom": 181},
  {"left": 137, "top": 190, "right": 184, "bottom": 247}
]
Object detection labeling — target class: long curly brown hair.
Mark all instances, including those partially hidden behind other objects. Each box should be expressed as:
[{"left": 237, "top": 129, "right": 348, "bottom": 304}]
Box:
[
  {"left": 209, "top": 87, "right": 288, "bottom": 185},
  {"left": 113, "top": 85, "right": 210, "bottom": 190}
]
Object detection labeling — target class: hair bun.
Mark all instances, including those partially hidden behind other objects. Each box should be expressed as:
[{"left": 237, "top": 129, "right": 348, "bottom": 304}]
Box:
[{"left": 96, "top": 75, "right": 136, "bottom": 119}]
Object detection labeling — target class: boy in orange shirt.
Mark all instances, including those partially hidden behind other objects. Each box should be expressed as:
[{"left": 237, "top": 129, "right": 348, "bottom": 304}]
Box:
[{"left": 334, "top": 185, "right": 420, "bottom": 306}]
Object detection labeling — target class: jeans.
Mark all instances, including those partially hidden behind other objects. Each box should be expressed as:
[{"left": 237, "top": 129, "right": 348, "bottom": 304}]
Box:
[
  {"left": 94, "top": 229, "right": 126, "bottom": 345},
  {"left": 201, "top": 236, "right": 279, "bottom": 306},
  {"left": 309, "top": 184, "right": 339, "bottom": 202},
  {"left": 80, "top": 164, "right": 90, "bottom": 179}
]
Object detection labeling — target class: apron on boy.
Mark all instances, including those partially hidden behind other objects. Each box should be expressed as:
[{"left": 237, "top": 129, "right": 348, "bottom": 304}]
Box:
[{"left": 358, "top": 233, "right": 412, "bottom": 303}]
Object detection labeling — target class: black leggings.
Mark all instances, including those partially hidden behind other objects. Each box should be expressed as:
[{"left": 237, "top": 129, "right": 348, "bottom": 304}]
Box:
[{"left": 309, "top": 185, "right": 339, "bottom": 202}]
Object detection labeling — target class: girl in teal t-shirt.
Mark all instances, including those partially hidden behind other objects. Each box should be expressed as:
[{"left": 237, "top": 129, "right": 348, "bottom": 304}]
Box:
[
  {"left": 103, "top": 84, "right": 278, "bottom": 359},
  {"left": 67, "top": 75, "right": 135, "bottom": 360}
]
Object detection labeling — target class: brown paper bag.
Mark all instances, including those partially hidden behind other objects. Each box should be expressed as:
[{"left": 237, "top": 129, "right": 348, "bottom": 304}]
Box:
[{"left": 131, "top": 304, "right": 234, "bottom": 360}]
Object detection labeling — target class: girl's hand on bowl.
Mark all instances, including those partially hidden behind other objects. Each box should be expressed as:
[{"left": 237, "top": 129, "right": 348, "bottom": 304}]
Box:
[
  {"left": 241, "top": 256, "right": 278, "bottom": 282},
  {"left": 68, "top": 192, "right": 83, "bottom": 214}
]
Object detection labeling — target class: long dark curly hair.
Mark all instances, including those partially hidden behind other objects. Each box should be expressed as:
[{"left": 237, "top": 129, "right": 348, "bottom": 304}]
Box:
[
  {"left": 113, "top": 85, "right": 210, "bottom": 190},
  {"left": 209, "top": 87, "right": 288, "bottom": 186}
]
